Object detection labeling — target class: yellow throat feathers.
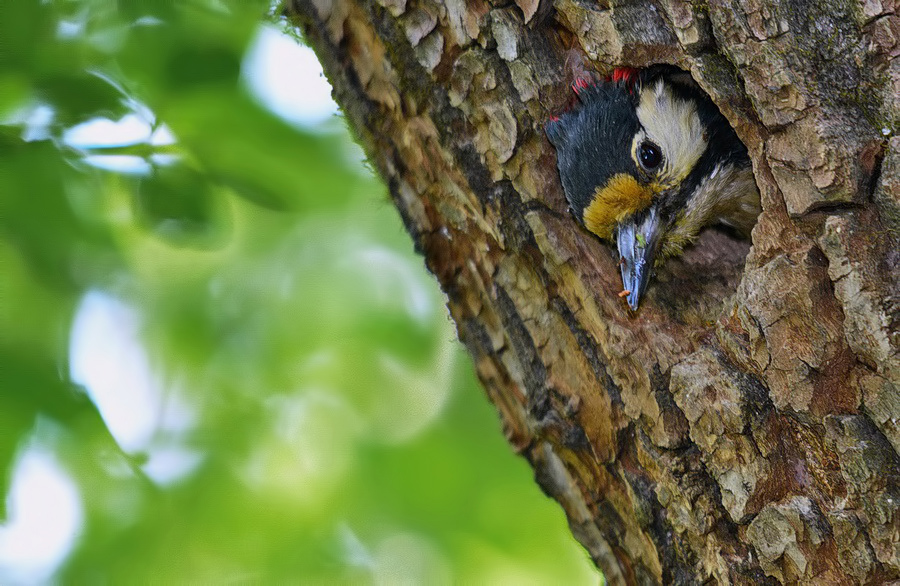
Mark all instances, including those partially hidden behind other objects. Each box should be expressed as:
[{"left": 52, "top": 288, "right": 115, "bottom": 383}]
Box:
[{"left": 582, "top": 174, "right": 652, "bottom": 239}]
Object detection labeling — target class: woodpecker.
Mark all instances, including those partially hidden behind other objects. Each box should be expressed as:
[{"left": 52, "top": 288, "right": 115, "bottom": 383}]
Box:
[{"left": 546, "top": 66, "right": 760, "bottom": 311}]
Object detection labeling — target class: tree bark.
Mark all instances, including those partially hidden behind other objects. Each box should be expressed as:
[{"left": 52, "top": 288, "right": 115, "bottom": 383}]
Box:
[{"left": 287, "top": 0, "right": 899, "bottom": 583}]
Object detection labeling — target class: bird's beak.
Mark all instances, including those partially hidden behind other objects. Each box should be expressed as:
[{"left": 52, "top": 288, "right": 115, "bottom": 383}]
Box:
[{"left": 615, "top": 206, "right": 662, "bottom": 311}]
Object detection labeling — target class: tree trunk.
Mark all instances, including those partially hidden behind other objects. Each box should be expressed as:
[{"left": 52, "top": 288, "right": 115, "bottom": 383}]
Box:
[{"left": 287, "top": 0, "right": 899, "bottom": 583}]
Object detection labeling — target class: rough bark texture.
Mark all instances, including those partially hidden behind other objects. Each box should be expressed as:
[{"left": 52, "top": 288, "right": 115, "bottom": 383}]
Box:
[{"left": 288, "top": 0, "right": 899, "bottom": 583}]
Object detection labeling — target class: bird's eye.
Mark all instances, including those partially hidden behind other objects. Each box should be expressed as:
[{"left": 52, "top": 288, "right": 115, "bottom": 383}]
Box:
[{"left": 639, "top": 141, "right": 663, "bottom": 170}]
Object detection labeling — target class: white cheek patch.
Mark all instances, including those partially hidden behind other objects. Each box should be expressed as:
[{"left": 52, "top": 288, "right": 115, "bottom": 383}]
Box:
[{"left": 634, "top": 81, "right": 707, "bottom": 186}]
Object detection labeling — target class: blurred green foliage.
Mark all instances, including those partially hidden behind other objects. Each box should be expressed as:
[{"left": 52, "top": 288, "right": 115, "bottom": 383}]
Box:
[{"left": 0, "top": 0, "right": 597, "bottom": 582}]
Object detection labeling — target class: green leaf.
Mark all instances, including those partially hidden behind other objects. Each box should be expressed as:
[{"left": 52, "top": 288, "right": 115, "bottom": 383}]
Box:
[
  {"left": 163, "top": 92, "right": 359, "bottom": 211},
  {"left": 0, "top": 139, "right": 113, "bottom": 291},
  {"left": 0, "top": 1, "right": 54, "bottom": 73},
  {"left": 136, "top": 163, "right": 231, "bottom": 248},
  {"left": 117, "top": 0, "right": 177, "bottom": 21},
  {"left": 34, "top": 73, "right": 128, "bottom": 127}
]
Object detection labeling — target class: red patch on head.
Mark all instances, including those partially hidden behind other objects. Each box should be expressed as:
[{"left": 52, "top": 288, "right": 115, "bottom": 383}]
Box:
[
  {"left": 611, "top": 67, "right": 639, "bottom": 85},
  {"left": 571, "top": 77, "right": 590, "bottom": 94}
]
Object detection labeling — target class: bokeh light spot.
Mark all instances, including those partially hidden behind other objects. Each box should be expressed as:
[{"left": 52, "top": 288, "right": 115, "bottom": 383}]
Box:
[{"left": 0, "top": 445, "right": 83, "bottom": 584}]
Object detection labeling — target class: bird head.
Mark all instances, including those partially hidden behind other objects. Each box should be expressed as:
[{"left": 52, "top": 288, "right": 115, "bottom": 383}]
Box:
[{"left": 546, "top": 66, "right": 758, "bottom": 311}]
